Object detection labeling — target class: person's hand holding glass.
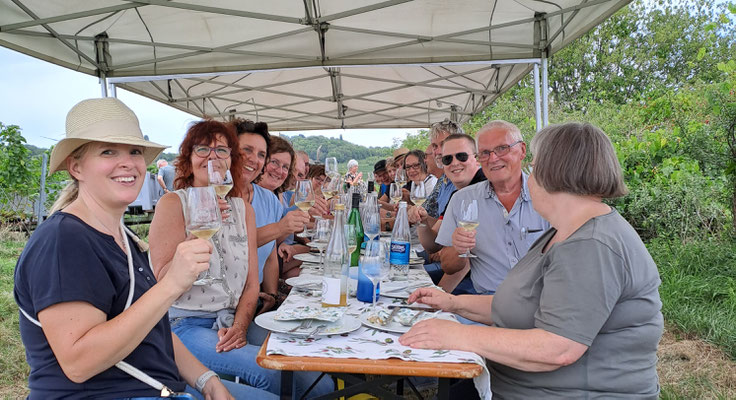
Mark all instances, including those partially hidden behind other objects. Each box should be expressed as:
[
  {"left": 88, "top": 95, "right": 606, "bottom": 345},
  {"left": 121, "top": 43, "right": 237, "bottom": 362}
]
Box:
[
  {"left": 185, "top": 186, "right": 222, "bottom": 285},
  {"left": 455, "top": 199, "right": 479, "bottom": 258},
  {"left": 294, "top": 180, "right": 315, "bottom": 238}
]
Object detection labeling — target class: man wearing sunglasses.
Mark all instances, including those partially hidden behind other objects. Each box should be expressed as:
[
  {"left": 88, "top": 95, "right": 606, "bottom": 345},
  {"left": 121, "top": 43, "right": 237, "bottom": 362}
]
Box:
[
  {"left": 411, "top": 134, "right": 486, "bottom": 287},
  {"left": 436, "top": 121, "right": 549, "bottom": 303}
]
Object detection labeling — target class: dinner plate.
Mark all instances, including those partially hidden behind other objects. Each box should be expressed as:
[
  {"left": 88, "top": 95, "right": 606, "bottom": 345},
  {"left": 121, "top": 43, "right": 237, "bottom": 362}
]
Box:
[
  {"left": 359, "top": 309, "right": 453, "bottom": 334},
  {"left": 285, "top": 275, "right": 322, "bottom": 289},
  {"left": 255, "top": 311, "right": 362, "bottom": 336},
  {"left": 294, "top": 253, "right": 322, "bottom": 263}
]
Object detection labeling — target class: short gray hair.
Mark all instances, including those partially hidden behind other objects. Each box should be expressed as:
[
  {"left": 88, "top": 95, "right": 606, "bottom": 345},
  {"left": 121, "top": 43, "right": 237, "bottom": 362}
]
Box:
[
  {"left": 430, "top": 119, "right": 463, "bottom": 141},
  {"left": 156, "top": 159, "right": 168, "bottom": 168},
  {"left": 347, "top": 159, "right": 358, "bottom": 169},
  {"left": 476, "top": 120, "right": 522, "bottom": 146},
  {"left": 530, "top": 122, "right": 627, "bottom": 198}
]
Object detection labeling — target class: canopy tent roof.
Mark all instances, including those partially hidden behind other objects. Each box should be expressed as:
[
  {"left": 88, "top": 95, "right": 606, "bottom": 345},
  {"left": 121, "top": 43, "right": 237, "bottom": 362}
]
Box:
[{"left": 0, "top": 0, "right": 630, "bottom": 130}]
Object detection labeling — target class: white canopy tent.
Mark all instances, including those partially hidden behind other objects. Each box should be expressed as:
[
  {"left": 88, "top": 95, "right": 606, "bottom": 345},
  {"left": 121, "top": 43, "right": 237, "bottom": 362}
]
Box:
[{"left": 0, "top": 0, "right": 630, "bottom": 131}]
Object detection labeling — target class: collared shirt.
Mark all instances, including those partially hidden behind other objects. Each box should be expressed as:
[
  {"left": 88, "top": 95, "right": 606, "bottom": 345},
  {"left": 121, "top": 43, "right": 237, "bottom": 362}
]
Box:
[
  {"left": 425, "top": 174, "right": 456, "bottom": 219},
  {"left": 439, "top": 168, "right": 486, "bottom": 218},
  {"left": 436, "top": 173, "right": 550, "bottom": 293}
]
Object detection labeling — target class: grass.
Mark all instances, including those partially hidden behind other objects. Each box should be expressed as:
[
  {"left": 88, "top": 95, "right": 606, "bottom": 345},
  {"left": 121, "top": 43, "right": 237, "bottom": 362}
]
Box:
[
  {"left": 648, "top": 238, "right": 736, "bottom": 359},
  {"left": 0, "top": 232, "right": 734, "bottom": 398}
]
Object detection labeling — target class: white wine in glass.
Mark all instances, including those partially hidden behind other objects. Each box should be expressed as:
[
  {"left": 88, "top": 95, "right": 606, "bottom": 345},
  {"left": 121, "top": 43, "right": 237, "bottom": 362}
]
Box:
[
  {"left": 394, "top": 168, "right": 407, "bottom": 187},
  {"left": 294, "top": 180, "right": 315, "bottom": 238},
  {"left": 185, "top": 186, "right": 223, "bottom": 285},
  {"left": 410, "top": 180, "right": 427, "bottom": 208},
  {"left": 389, "top": 183, "right": 401, "bottom": 204},
  {"left": 458, "top": 199, "right": 479, "bottom": 258}
]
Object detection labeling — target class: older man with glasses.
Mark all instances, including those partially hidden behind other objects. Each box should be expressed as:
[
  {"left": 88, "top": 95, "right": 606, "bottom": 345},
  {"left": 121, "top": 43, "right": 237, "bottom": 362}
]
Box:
[{"left": 436, "top": 121, "right": 549, "bottom": 309}]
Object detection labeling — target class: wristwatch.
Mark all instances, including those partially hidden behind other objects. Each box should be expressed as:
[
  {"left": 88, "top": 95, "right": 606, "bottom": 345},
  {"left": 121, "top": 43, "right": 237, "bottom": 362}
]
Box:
[{"left": 195, "top": 370, "right": 220, "bottom": 392}]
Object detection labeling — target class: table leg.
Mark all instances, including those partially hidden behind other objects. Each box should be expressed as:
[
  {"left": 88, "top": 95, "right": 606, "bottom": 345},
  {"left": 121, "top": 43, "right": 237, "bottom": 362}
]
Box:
[
  {"left": 438, "top": 378, "right": 450, "bottom": 400},
  {"left": 280, "top": 370, "right": 293, "bottom": 400}
]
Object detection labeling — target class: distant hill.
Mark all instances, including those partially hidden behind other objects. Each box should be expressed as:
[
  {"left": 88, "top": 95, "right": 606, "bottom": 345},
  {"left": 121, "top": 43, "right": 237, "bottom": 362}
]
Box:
[{"left": 283, "top": 134, "right": 391, "bottom": 164}]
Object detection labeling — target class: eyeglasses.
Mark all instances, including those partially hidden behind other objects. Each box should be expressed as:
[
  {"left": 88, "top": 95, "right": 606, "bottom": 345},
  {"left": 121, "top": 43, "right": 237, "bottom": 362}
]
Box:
[
  {"left": 267, "top": 159, "right": 290, "bottom": 174},
  {"left": 441, "top": 152, "right": 472, "bottom": 166},
  {"left": 404, "top": 162, "right": 423, "bottom": 171},
  {"left": 193, "top": 145, "right": 231, "bottom": 159},
  {"left": 477, "top": 140, "right": 523, "bottom": 161}
]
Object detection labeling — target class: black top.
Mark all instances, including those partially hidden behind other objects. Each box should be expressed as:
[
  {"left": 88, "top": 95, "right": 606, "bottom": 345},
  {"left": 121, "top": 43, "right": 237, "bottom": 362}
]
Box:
[
  {"left": 14, "top": 212, "right": 186, "bottom": 399},
  {"left": 439, "top": 168, "right": 487, "bottom": 217}
]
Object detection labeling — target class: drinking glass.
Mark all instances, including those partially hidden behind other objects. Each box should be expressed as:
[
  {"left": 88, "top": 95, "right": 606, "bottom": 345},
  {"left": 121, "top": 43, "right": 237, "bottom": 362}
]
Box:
[
  {"left": 325, "top": 157, "right": 338, "bottom": 177},
  {"left": 389, "top": 182, "right": 402, "bottom": 204},
  {"left": 322, "top": 175, "right": 340, "bottom": 201},
  {"left": 185, "top": 186, "right": 222, "bottom": 285},
  {"left": 394, "top": 168, "right": 407, "bottom": 187},
  {"left": 208, "top": 160, "right": 233, "bottom": 224},
  {"left": 294, "top": 180, "right": 315, "bottom": 238},
  {"left": 410, "top": 180, "right": 427, "bottom": 226},
  {"left": 312, "top": 219, "right": 332, "bottom": 265},
  {"left": 361, "top": 242, "right": 390, "bottom": 311},
  {"left": 362, "top": 208, "right": 380, "bottom": 242},
  {"left": 458, "top": 199, "right": 479, "bottom": 258},
  {"left": 344, "top": 224, "right": 357, "bottom": 258}
]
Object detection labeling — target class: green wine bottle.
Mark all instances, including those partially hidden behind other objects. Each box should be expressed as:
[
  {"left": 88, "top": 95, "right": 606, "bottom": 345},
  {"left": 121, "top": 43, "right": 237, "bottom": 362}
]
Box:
[{"left": 347, "top": 192, "right": 364, "bottom": 266}]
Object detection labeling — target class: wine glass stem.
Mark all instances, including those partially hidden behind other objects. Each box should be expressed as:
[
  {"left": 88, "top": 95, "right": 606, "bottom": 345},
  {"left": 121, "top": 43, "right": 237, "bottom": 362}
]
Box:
[{"left": 372, "top": 280, "right": 378, "bottom": 311}]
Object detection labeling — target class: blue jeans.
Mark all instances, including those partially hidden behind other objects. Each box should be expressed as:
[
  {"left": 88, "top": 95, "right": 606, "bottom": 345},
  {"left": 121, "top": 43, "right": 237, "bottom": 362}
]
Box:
[{"left": 171, "top": 317, "right": 333, "bottom": 399}]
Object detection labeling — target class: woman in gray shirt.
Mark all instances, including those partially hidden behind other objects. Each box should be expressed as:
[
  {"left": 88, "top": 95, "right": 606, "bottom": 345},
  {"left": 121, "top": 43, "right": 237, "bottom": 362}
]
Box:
[{"left": 400, "top": 122, "right": 663, "bottom": 399}]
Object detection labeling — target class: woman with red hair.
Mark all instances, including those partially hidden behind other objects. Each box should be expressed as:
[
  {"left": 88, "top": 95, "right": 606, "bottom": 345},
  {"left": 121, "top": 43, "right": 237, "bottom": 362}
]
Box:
[{"left": 149, "top": 120, "right": 277, "bottom": 396}]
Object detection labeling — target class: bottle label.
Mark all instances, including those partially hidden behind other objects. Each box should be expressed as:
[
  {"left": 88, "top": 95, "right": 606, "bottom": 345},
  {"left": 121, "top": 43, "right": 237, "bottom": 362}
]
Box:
[
  {"left": 322, "top": 277, "right": 341, "bottom": 305},
  {"left": 389, "top": 241, "right": 410, "bottom": 265}
]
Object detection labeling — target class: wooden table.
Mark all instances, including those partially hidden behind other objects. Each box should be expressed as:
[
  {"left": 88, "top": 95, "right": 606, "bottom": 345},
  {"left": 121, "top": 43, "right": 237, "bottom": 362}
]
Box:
[{"left": 257, "top": 334, "right": 483, "bottom": 400}]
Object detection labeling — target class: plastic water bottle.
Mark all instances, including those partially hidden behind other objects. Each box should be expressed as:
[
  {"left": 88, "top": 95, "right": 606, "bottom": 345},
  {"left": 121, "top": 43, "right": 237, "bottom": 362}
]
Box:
[{"left": 390, "top": 201, "right": 411, "bottom": 281}]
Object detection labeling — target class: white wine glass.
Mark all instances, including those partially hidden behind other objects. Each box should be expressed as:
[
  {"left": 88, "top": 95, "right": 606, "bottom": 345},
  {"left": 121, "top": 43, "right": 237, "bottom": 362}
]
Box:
[
  {"left": 389, "top": 182, "right": 402, "bottom": 204},
  {"left": 312, "top": 219, "right": 332, "bottom": 266},
  {"left": 185, "top": 186, "right": 222, "bottom": 285},
  {"left": 294, "top": 180, "right": 315, "bottom": 238},
  {"left": 410, "top": 180, "right": 427, "bottom": 226},
  {"left": 208, "top": 160, "right": 234, "bottom": 224},
  {"left": 325, "top": 157, "right": 338, "bottom": 177},
  {"left": 360, "top": 252, "right": 383, "bottom": 312},
  {"left": 458, "top": 199, "right": 479, "bottom": 258},
  {"left": 394, "top": 168, "right": 407, "bottom": 187},
  {"left": 344, "top": 224, "right": 357, "bottom": 259},
  {"left": 322, "top": 175, "right": 340, "bottom": 201},
  {"left": 362, "top": 207, "right": 380, "bottom": 242}
]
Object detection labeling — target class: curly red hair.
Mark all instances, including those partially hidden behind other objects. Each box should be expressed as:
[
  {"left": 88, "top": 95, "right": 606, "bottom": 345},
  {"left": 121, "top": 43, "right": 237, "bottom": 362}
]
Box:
[{"left": 174, "top": 120, "right": 245, "bottom": 198}]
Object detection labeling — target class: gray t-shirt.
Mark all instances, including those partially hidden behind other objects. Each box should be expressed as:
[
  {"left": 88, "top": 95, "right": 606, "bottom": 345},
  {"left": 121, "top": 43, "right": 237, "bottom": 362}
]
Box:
[
  {"left": 157, "top": 165, "right": 175, "bottom": 191},
  {"left": 489, "top": 210, "right": 663, "bottom": 399}
]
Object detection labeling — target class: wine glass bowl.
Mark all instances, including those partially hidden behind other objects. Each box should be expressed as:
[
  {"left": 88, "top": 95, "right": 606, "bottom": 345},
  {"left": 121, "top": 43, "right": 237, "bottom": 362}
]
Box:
[
  {"left": 389, "top": 183, "right": 401, "bottom": 204},
  {"left": 294, "top": 180, "right": 315, "bottom": 237},
  {"left": 185, "top": 186, "right": 222, "bottom": 285},
  {"left": 458, "top": 199, "right": 479, "bottom": 258}
]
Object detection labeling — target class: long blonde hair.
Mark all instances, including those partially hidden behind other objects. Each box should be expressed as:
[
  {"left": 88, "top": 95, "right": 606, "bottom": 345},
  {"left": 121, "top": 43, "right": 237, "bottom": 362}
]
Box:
[{"left": 49, "top": 144, "right": 90, "bottom": 214}]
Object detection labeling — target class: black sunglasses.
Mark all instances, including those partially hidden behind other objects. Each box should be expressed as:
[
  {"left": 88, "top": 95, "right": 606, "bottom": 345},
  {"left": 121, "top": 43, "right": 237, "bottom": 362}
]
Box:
[{"left": 441, "top": 152, "right": 472, "bottom": 166}]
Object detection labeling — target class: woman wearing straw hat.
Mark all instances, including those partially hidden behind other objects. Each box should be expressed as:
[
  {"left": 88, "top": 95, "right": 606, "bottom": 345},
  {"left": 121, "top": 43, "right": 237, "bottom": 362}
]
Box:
[{"left": 13, "top": 98, "right": 263, "bottom": 399}]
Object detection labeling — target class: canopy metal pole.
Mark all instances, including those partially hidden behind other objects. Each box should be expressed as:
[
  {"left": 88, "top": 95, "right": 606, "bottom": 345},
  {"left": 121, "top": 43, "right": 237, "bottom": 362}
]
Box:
[
  {"left": 100, "top": 75, "right": 108, "bottom": 97},
  {"left": 36, "top": 153, "right": 48, "bottom": 226},
  {"left": 110, "top": 83, "right": 117, "bottom": 98},
  {"left": 533, "top": 63, "right": 542, "bottom": 132},
  {"left": 541, "top": 55, "right": 549, "bottom": 127}
]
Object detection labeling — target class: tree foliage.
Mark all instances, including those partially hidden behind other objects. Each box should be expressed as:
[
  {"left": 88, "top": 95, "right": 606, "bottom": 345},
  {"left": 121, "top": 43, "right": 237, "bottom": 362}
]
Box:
[{"left": 283, "top": 134, "right": 391, "bottom": 163}]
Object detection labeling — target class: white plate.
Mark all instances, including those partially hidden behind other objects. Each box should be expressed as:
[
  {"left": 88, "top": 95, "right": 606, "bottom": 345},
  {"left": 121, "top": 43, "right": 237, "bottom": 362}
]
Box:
[
  {"left": 285, "top": 275, "right": 322, "bottom": 288},
  {"left": 255, "top": 311, "right": 362, "bottom": 336},
  {"left": 359, "top": 309, "right": 453, "bottom": 334},
  {"left": 294, "top": 253, "right": 322, "bottom": 263}
]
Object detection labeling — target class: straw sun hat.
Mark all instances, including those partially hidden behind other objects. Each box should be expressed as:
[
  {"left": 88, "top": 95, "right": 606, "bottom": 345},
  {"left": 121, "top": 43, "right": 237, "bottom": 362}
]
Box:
[{"left": 48, "top": 98, "right": 168, "bottom": 175}]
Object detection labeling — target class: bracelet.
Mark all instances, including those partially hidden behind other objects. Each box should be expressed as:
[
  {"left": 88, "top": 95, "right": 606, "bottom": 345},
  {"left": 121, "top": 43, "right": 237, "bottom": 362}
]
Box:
[{"left": 195, "top": 370, "right": 219, "bottom": 392}]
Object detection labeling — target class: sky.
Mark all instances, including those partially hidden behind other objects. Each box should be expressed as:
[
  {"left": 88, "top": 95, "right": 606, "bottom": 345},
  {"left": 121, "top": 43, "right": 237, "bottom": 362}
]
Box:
[{"left": 0, "top": 47, "right": 417, "bottom": 153}]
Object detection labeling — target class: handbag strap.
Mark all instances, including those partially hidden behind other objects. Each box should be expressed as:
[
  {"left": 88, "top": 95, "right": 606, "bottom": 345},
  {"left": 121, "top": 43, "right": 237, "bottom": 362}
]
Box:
[{"left": 19, "top": 221, "right": 174, "bottom": 397}]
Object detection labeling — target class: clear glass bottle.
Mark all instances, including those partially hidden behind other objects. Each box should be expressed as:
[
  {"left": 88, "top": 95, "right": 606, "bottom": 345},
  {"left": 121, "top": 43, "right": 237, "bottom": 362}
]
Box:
[
  {"left": 322, "top": 203, "right": 349, "bottom": 307},
  {"left": 347, "top": 193, "right": 364, "bottom": 267},
  {"left": 389, "top": 201, "right": 411, "bottom": 281}
]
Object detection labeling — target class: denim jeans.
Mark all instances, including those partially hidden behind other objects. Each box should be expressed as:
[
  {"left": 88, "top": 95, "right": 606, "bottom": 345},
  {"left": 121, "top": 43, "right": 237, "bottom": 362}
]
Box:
[{"left": 171, "top": 317, "right": 334, "bottom": 398}]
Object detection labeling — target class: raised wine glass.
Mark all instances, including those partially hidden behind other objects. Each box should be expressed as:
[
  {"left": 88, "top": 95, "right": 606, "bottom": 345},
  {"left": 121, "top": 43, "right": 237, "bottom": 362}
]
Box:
[
  {"left": 458, "top": 199, "right": 479, "bottom": 258},
  {"left": 325, "top": 157, "right": 338, "bottom": 178},
  {"left": 389, "top": 182, "right": 402, "bottom": 204},
  {"left": 294, "top": 180, "right": 315, "bottom": 238},
  {"left": 208, "top": 160, "right": 233, "bottom": 224},
  {"left": 394, "top": 168, "right": 407, "bottom": 187},
  {"left": 410, "top": 180, "right": 427, "bottom": 226},
  {"left": 185, "top": 186, "right": 222, "bottom": 285}
]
